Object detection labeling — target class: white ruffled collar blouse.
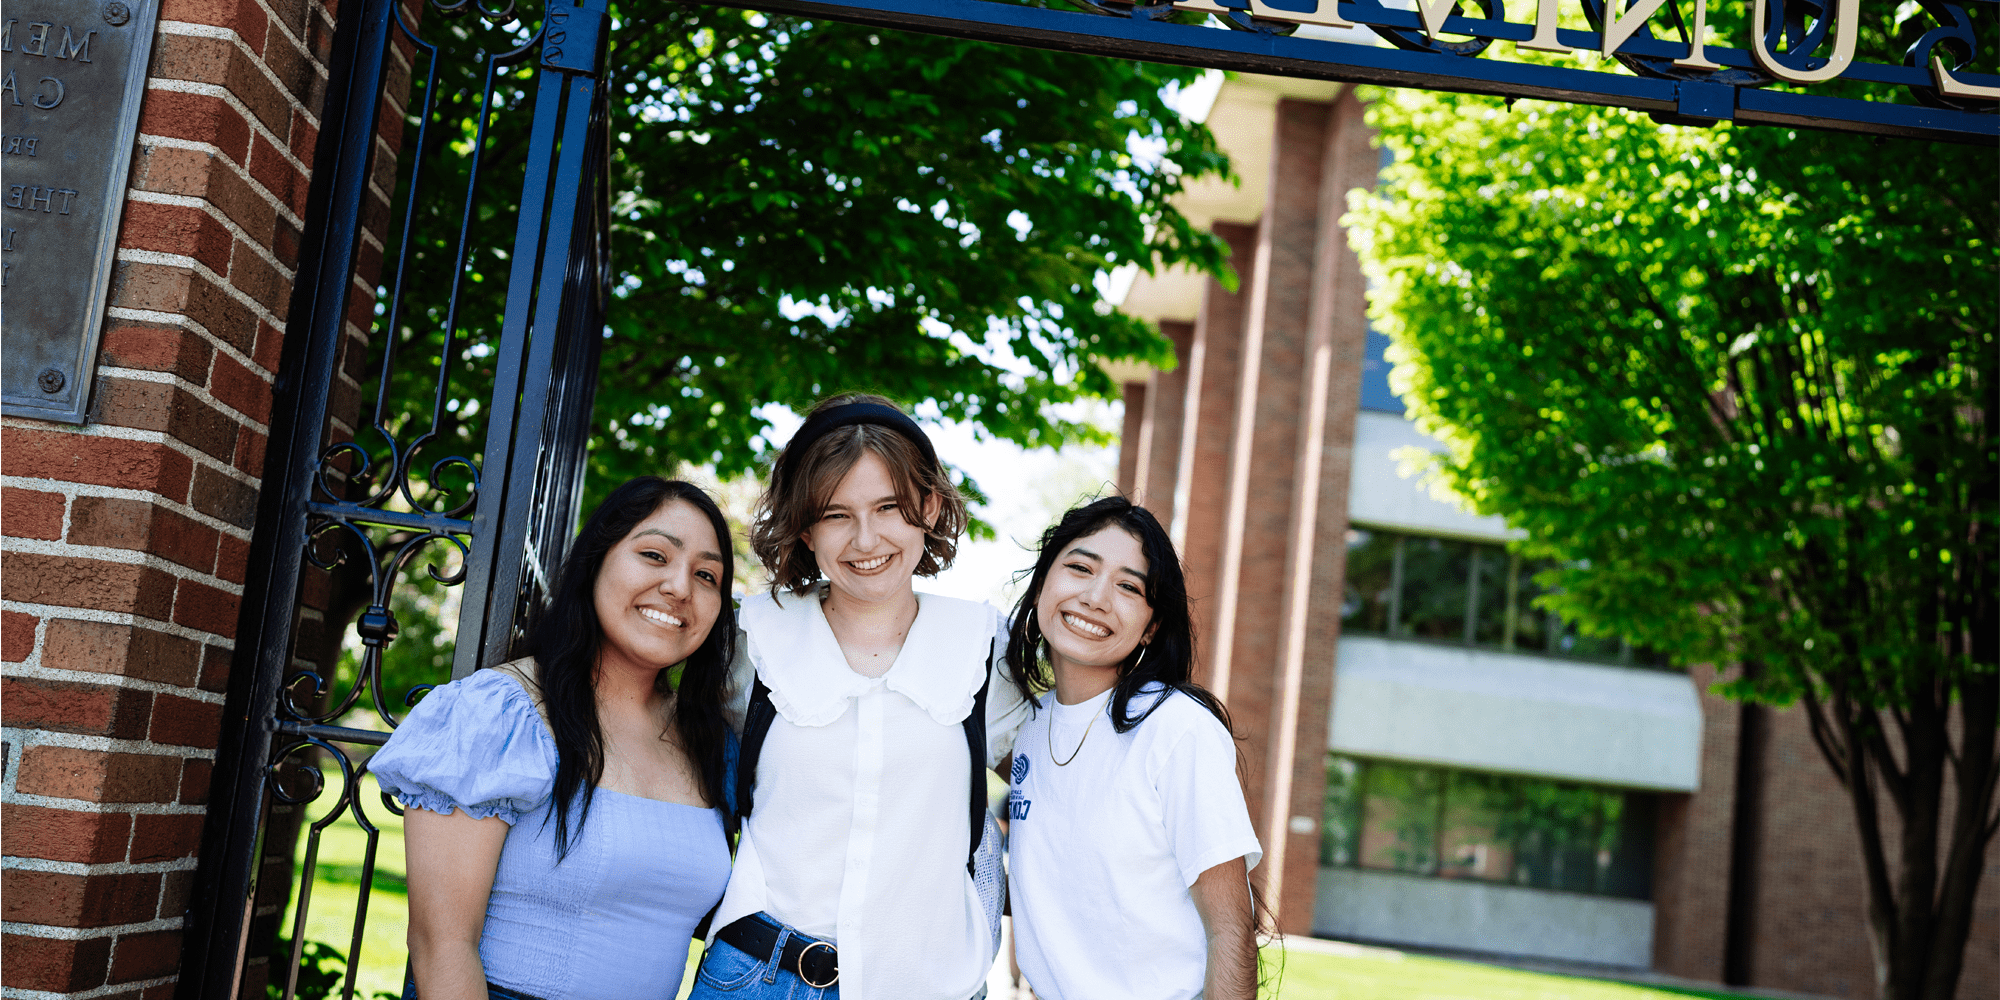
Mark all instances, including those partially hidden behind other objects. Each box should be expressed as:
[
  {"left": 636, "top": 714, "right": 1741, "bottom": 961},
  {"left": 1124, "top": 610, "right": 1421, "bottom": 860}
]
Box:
[
  {"left": 711, "top": 586, "right": 1028, "bottom": 1000},
  {"left": 739, "top": 586, "right": 993, "bottom": 729}
]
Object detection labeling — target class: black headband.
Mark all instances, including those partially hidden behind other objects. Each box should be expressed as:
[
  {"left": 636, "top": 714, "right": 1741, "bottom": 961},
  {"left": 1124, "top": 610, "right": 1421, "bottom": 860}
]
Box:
[{"left": 774, "top": 402, "right": 940, "bottom": 484}]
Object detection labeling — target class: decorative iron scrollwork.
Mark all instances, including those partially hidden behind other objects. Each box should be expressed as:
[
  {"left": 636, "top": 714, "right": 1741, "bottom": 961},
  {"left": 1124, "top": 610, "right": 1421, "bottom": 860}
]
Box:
[{"left": 1359, "top": 0, "right": 1499, "bottom": 57}]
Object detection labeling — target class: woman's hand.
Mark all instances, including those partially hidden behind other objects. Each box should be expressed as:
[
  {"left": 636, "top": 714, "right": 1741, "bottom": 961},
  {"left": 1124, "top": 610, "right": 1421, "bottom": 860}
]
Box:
[
  {"left": 1190, "top": 856, "right": 1258, "bottom": 1000},
  {"left": 405, "top": 807, "right": 510, "bottom": 1000}
]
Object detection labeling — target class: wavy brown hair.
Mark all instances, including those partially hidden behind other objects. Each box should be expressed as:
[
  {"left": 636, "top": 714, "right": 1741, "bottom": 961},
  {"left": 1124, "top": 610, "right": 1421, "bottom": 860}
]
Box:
[{"left": 750, "top": 393, "right": 967, "bottom": 596}]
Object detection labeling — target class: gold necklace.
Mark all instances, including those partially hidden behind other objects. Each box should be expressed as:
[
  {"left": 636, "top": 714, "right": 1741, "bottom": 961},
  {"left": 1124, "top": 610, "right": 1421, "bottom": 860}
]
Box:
[{"left": 1048, "top": 702, "right": 1101, "bottom": 767}]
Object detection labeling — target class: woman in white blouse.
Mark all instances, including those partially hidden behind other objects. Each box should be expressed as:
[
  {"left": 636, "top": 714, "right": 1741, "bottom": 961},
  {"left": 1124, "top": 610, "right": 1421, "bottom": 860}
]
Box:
[{"left": 688, "top": 393, "right": 1028, "bottom": 1000}]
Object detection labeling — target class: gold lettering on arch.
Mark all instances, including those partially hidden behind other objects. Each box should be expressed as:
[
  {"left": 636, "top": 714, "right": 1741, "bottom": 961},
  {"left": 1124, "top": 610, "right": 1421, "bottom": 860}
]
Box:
[
  {"left": 1750, "top": 0, "right": 1859, "bottom": 84},
  {"left": 1520, "top": 0, "right": 1573, "bottom": 53},
  {"left": 1171, "top": 0, "right": 1357, "bottom": 29},
  {"left": 1931, "top": 54, "right": 2000, "bottom": 100},
  {"left": 1598, "top": 0, "right": 1668, "bottom": 55}
]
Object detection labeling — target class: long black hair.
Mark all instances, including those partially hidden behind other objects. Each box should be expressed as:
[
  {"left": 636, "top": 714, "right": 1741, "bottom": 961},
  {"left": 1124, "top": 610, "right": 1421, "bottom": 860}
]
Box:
[
  {"left": 1004, "top": 495, "right": 1231, "bottom": 734},
  {"left": 526, "top": 477, "right": 737, "bottom": 859},
  {"left": 1007, "top": 495, "right": 1282, "bottom": 992}
]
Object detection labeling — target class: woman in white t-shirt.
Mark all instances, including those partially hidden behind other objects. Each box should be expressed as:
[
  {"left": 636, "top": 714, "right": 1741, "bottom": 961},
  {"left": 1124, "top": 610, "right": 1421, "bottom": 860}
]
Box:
[
  {"left": 1002, "top": 496, "right": 1264, "bottom": 1000},
  {"left": 688, "top": 393, "right": 1028, "bottom": 1000}
]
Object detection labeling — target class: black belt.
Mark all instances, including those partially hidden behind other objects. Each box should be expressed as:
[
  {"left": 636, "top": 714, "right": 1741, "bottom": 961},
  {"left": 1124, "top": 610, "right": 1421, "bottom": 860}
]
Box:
[{"left": 716, "top": 914, "right": 839, "bottom": 989}]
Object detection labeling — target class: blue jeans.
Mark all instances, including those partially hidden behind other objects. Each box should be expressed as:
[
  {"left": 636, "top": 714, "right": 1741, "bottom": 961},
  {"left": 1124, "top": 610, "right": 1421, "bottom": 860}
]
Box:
[
  {"left": 686, "top": 928, "right": 837, "bottom": 1000},
  {"left": 685, "top": 920, "right": 989, "bottom": 1000}
]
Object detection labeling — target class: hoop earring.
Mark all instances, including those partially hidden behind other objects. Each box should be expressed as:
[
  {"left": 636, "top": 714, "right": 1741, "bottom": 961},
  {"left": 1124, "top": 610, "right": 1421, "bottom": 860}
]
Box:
[{"left": 1126, "top": 643, "right": 1148, "bottom": 674}]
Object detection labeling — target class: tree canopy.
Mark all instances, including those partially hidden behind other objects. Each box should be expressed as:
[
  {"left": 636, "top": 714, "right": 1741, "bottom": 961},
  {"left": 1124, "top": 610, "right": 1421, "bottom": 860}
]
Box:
[
  {"left": 367, "top": 2, "right": 1226, "bottom": 511},
  {"left": 338, "top": 3, "right": 1225, "bottom": 706},
  {"left": 1346, "top": 84, "right": 1994, "bottom": 1000}
]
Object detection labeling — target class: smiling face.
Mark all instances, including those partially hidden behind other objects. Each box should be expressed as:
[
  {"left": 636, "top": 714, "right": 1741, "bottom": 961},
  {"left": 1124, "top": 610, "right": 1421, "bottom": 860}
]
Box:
[
  {"left": 802, "top": 449, "right": 939, "bottom": 607},
  {"left": 1034, "top": 524, "right": 1157, "bottom": 700},
  {"left": 592, "top": 499, "right": 727, "bottom": 678}
]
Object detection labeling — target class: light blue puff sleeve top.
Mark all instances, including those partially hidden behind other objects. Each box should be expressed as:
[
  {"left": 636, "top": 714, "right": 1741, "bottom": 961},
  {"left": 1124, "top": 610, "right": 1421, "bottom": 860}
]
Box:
[{"left": 370, "top": 667, "right": 731, "bottom": 1000}]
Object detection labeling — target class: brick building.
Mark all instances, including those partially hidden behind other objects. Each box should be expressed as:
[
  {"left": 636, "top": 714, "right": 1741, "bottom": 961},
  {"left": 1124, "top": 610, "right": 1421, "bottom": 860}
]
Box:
[
  {"left": 2, "top": 0, "right": 354, "bottom": 992},
  {"left": 1106, "top": 72, "right": 2000, "bottom": 997}
]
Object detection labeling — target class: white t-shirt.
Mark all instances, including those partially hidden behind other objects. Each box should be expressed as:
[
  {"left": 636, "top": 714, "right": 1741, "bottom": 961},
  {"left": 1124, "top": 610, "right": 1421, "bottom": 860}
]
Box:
[
  {"left": 710, "top": 588, "right": 1029, "bottom": 1000},
  {"left": 1007, "top": 683, "right": 1263, "bottom": 1000}
]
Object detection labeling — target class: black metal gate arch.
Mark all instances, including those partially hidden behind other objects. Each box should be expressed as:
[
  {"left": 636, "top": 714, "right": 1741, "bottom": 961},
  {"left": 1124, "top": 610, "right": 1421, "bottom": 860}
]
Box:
[{"left": 180, "top": 0, "right": 1994, "bottom": 996}]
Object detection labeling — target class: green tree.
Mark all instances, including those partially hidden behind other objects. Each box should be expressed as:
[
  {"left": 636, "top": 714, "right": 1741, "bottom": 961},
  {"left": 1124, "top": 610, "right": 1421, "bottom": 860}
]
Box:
[
  {"left": 320, "top": 3, "right": 1228, "bottom": 694},
  {"left": 1347, "top": 88, "right": 1995, "bottom": 1000},
  {"left": 365, "top": 2, "right": 1226, "bottom": 511}
]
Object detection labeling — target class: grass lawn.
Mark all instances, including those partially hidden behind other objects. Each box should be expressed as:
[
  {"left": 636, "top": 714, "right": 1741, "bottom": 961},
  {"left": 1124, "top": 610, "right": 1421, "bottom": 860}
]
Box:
[
  {"left": 283, "top": 788, "right": 1753, "bottom": 1000},
  {"left": 282, "top": 772, "right": 411, "bottom": 999},
  {"left": 1267, "top": 944, "right": 1759, "bottom": 1000}
]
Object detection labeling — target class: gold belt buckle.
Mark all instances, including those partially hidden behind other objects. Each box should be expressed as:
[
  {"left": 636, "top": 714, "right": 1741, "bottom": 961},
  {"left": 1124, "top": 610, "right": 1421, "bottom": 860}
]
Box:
[{"left": 796, "top": 940, "right": 839, "bottom": 989}]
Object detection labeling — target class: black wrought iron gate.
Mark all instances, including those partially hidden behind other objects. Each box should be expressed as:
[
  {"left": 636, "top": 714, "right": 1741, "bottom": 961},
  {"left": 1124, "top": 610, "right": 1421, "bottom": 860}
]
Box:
[{"left": 177, "top": 0, "right": 611, "bottom": 993}]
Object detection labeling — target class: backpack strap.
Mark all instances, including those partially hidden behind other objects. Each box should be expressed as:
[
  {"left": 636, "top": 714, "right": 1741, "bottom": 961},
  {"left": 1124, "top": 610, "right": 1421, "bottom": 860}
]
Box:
[
  {"left": 734, "top": 674, "right": 778, "bottom": 824},
  {"left": 732, "top": 667, "right": 994, "bottom": 874},
  {"left": 963, "top": 666, "right": 992, "bottom": 875}
]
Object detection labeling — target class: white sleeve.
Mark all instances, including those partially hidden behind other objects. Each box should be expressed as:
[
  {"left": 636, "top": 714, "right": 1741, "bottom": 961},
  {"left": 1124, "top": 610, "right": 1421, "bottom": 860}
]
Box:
[
  {"left": 983, "top": 631, "right": 1031, "bottom": 770},
  {"left": 1156, "top": 709, "right": 1264, "bottom": 887}
]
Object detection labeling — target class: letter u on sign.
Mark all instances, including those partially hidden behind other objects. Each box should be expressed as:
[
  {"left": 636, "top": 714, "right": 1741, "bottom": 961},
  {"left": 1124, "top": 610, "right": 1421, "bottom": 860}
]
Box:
[{"left": 1749, "top": 0, "right": 1860, "bottom": 83}]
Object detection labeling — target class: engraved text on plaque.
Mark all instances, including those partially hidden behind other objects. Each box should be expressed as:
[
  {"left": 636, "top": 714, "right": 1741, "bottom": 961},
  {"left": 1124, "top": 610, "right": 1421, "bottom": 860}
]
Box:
[{"left": 1, "top": 0, "right": 160, "bottom": 423}]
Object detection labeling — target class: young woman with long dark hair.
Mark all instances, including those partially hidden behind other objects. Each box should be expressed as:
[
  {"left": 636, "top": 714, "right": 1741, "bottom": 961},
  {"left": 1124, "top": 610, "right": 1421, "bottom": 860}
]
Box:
[
  {"left": 688, "top": 393, "right": 1028, "bottom": 1000},
  {"left": 1002, "top": 495, "right": 1262, "bottom": 1000},
  {"left": 372, "top": 477, "right": 738, "bottom": 1000}
]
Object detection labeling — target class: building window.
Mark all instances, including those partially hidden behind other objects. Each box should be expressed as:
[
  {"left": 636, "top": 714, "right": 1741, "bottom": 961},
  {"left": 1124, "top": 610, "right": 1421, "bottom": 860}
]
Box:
[
  {"left": 1320, "top": 755, "right": 1656, "bottom": 900},
  {"left": 1341, "top": 527, "right": 1669, "bottom": 668},
  {"left": 1359, "top": 327, "right": 1404, "bottom": 414}
]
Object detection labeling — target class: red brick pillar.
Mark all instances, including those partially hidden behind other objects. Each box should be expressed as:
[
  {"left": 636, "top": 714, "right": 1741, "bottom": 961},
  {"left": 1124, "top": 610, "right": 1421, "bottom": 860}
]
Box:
[
  {"left": 1116, "top": 381, "right": 1147, "bottom": 497},
  {"left": 1651, "top": 663, "right": 1743, "bottom": 982},
  {"left": 1169, "top": 222, "right": 1255, "bottom": 696},
  {"left": 1205, "top": 100, "right": 1330, "bottom": 885},
  {"left": 1256, "top": 91, "right": 1375, "bottom": 933},
  {"left": 1, "top": 0, "right": 337, "bottom": 993},
  {"left": 1159, "top": 92, "right": 1377, "bottom": 932},
  {"left": 1132, "top": 320, "right": 1193, "bottom": 521}
]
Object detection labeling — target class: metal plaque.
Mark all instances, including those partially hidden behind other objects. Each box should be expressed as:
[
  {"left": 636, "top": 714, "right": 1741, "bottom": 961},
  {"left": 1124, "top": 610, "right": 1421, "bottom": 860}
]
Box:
[{"left": 1, "top": 0, "right": 160, "bottom": 423}]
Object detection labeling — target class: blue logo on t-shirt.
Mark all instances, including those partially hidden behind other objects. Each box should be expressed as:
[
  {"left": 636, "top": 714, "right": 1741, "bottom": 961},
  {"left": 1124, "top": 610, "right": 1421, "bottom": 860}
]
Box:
[{"left": 1011, "top": 753, "right": 1030, "bottom": 785}]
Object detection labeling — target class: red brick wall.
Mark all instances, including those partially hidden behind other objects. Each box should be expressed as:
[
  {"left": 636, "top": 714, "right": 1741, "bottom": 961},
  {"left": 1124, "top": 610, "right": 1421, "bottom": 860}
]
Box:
[
  {"left": 1731, "top": 696, "right": 2000, "bottom": 999},
  {"left": 1, "top": 0, "right": 337, "bottom": 993},
  {"left": 1652, "top": 664, "right": 1742, "bottom": 982},
  {"left": 1644, "top": 666, "right": 2000, "bottom": 1000}
]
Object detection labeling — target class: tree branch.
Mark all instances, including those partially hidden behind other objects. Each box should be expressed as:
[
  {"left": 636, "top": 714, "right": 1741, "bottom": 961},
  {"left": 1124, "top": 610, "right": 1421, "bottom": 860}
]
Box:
[{"left": 1800, "top": 685, "right": 1852, "bottom": 786}]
